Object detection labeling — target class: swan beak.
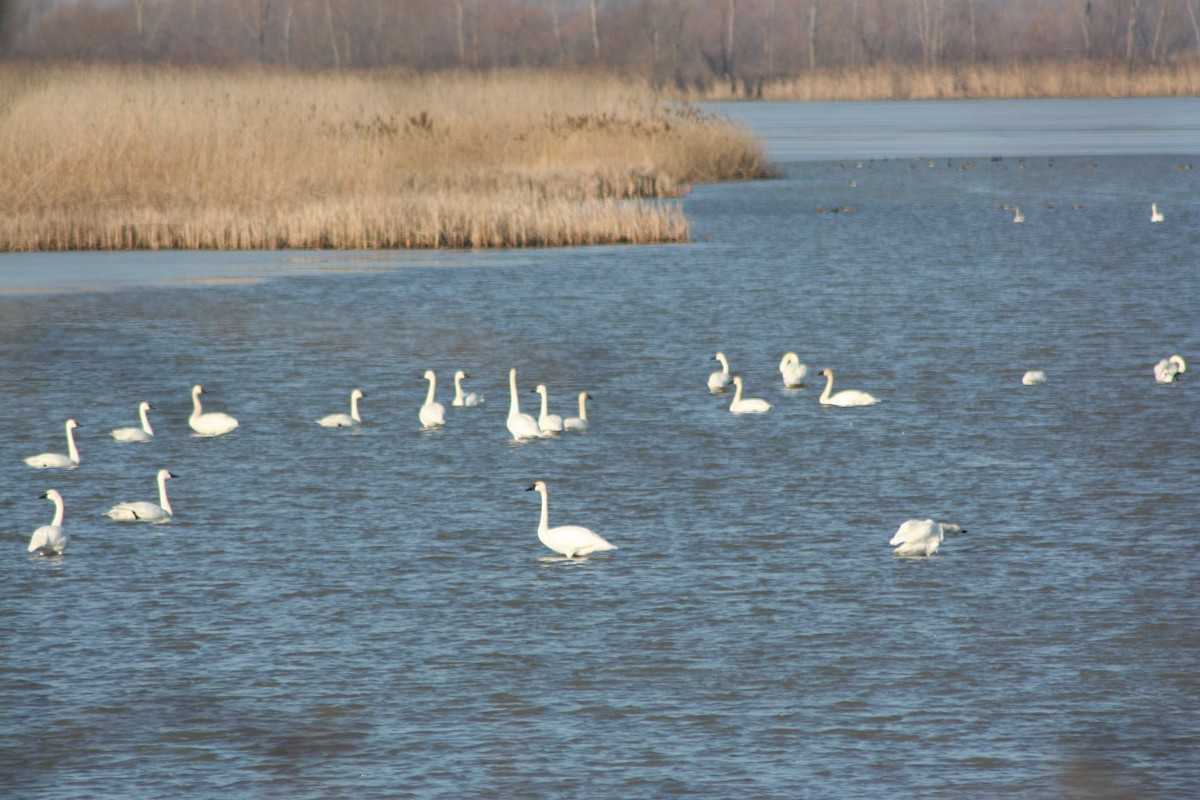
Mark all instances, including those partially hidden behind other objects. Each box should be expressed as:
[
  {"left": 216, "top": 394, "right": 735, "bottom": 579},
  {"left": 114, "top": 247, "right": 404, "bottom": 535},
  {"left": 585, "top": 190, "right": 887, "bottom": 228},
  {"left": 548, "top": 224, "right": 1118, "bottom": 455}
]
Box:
[{"left": 525, "top": 484, "right": 536, "bottom": 491}]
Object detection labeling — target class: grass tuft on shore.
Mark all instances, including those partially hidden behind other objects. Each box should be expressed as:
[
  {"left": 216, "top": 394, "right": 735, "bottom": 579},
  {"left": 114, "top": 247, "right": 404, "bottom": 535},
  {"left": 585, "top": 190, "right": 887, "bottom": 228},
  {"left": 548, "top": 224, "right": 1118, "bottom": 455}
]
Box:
[{"left": 0, "top": 66, "right": 771, "bottom": 251}]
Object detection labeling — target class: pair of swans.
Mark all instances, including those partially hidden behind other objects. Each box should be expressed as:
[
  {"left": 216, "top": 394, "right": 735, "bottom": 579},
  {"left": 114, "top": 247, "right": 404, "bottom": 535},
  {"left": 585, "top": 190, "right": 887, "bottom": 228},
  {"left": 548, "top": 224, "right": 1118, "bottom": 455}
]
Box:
[
  {"left": 452, "top": 370, "right": 484, "bottom": 407},
  {"left": 1154, "top": 354, "right": 1186, "bottom": 383},
  {"left": 190, "top": 385, "right": 239, "bottom": 436},
  {"left": 527, "top": 480, "right": 616, "bottom": 558},
  {"left": 708, "top": 352, "right": 733, "bottom": 393},
  {"left": 1022, "top": 370, "right": 1047, "bottom": 385},
  {"left": 317, "top": 389, "right": 366, "bottom": 427},
  {"left": 889, "top": 519, "right": 967, "bottom": 557},
  {"left": 111, "top": 401, "right": 155, "bottom": 442},
  {"left": 105, "top": 469, "right": 177, "bottom": 523},
  {"left": 779, "top": 352, "right": 808, "bottom": 388},
  {"left": 25, "top": 419, "right": 82, "bottom": 469},
  {"left": 536, "top": 385, "right": 592, "bottom": 433},
  {"left": 28, "top": 489, "right": 69, "bottom": 556}
]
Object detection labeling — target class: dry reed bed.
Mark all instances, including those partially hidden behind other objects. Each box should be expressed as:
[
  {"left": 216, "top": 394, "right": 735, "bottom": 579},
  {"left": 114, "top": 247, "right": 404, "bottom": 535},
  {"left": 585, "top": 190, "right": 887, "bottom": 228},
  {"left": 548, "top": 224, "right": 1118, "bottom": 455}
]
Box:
[
  {"left": 693, "top": 61, "right": 1200, "bottom": 101},
  {"left": 0, "top": 66, "right": 769, "bottom": 251}
]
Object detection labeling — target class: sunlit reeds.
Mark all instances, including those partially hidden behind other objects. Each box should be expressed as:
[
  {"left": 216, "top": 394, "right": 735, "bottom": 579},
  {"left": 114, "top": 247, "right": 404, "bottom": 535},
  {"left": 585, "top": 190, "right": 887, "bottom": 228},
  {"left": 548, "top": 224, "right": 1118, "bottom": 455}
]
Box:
[{"left": 0, "top": 66, "right": 770, "bottom": 251}]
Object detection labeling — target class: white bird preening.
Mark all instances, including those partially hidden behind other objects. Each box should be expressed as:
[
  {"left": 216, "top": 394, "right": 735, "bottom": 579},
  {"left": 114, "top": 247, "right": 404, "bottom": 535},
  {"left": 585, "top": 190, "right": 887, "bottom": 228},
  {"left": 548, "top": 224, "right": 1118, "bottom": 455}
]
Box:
[
  {"left": 506, "top": 367, "right": 544, "bottom": 441},
  {"left": 111, "top": 401, "right": 154, "bottom": 442},
  {"left": 779, "top": 352, "right": 808, "bottom": 388},
  {"left": 534, "top": 384, "right": 565, "bottom": 434},
  {"left": 526, "top": 480, "right": 616, "bottom": 558},
  {"left": 1151, "top": 202, "right": 1164, "bottom": 223},
  {"left": 729, "top": 375, "right": 772, "bottom": 414},
  {"left": 708, "top": 352, "right": 733, "bottom": 393},
  {"left": 1154, "top": 355, "right": 1186, "bottom": 383},
  {"left": 1022, "top": 370, "right": 1047, "bottom": 385},
  {"left": 25, "top": 419, "right": 82, "bottom": 469},
  {"left": 818, "top": 369, "right": 879, "bottom": 407},
  {"left": 564, "top": 392, "right": 591, "bottom": 431},
  {"left": 452, "top": 370, "right": 483, "bottom": 407},
  {"left": 28, "top": 489, "right": 69, "bottom": 556},
  {"left": 1012, "top": 206, "right": 1025, "bottom": 223},
  {"left": 105, "top": 469, "right": 176, "bottom": 523},
  {"left": 189, "top": 385, "right": 239, "bottom": 436},
  {"left": 419, "top": 370, "right": 446, "bottom": 428},
  {"left": 317, "top": 388, "right": 365, "bottom": 427},
  {"left": 889, "top": 518, "right": 945, "bottom": 557}
]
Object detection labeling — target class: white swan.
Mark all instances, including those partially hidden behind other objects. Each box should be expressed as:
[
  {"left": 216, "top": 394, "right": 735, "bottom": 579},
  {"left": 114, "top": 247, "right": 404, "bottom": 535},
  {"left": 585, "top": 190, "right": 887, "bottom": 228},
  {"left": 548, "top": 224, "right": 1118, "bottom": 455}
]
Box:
[
  {"left": 506, "top": 368, "right": 544, "bottom": 441},
  {"left": 317, "top": 388, "right": 365, "bottom": 427},
  {"left": 1012, "top": 206, "right": 1025, "bottom": 223},
  {"left": 111, "top": 401, "right": 154, "bottom": 442},
  {"left": 25, "top": 419, "right": 82, "bottom": 469},
  {"left": 708, "top": 352, "right": 733, "bottom": 393},
  {"left": 1154, "top": 355, "right": 1186, "bottom": 383},
  {"left": 105, "top": 469, "right": 176, "bottom": 523},
  {"left": 779, "top": 352, "right": 808, "bottom": 388},
  {"left": 818, "top": 369, "right": 879, "bottom": 406},
  {"left": 526, "top": 480, "right": 616, "bottom": 558},
  {"left": 419, "top": 370, "right": 446, "bottom": 428},
  {"left": 729, "top": 375, "right": 772, "bottom": 414},
  {"left": 451, "top": 370, "right": 483, "bottom": 407},
  {"left": 564, "top": 392, "right": 591, "bottom": 431},
  {"left": 189, "top": 385, "right": 239, "bottom": 436},
  {"left": 1022, "top": 370, "right": 1047, "bottom": 385},
  {"left": 534, "top": 384, "right": 565, "bottom": 434},
  {"left": 1151, "top": 202, "right": 1164, "bottom": 223},
  {"left": 889, "top": 518, "right": 945, "bottom": 557},
  {"left": 28, "top": 489, "right": 69, "bottom": 556}
]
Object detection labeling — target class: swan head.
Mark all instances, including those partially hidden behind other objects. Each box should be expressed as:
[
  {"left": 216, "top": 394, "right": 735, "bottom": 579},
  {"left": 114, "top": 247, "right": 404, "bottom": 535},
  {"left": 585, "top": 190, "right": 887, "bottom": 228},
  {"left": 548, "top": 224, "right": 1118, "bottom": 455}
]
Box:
[
  {"left": 731, "top": 375, "right": 744, "bottom": 388},
  {"left": 192, "top": 384, "right": 204, "bottom": 396},
  {"left": 40, "top": 489, "right": 63, "bottom": 502},
  {"left": 65, "top": 419, "right": 80, "bottom": 430},
  {"left": 455, "top": 370, "right": 468, "bottom": 380},
  {"left": 527, "top": 480, "right": 548, "bottom": 495},
  {"left": 534, "top": 384, "right": 548, "bottom": 397},
  {"left": 820, "top": 369, "right": 834, "bottom": 379},
  {"left": 139, "top": 401, "right": 153, "bottom": 412},
  {"left": 781, "top": 352, "right": 799, "bottom": 365},
  {"left": 580, "top": 391, "right": 592, "bottom": 400},
  {"left": 158, "top": 469, "right": 177, "bottom": 481},
  {"left": 351, "top": 388, "right": 365, "bottom": 400},
  {"left": 423, "top": 370, "right": 436, "bottom": 382}
]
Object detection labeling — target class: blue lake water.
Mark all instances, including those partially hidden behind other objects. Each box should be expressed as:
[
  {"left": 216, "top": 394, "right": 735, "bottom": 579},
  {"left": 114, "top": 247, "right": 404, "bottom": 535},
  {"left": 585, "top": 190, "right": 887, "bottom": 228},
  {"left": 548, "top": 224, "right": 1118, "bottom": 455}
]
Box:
[{"left": 2, "top": 99, "right": 1198, "bottom": 799}]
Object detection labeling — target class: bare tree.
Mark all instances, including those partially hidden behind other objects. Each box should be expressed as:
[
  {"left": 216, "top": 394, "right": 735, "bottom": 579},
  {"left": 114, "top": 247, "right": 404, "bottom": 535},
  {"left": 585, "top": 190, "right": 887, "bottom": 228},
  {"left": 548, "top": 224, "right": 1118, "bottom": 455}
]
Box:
[
  {"left": 589, "top": 0, "right": 601, "bottom": 61},
  {"left": 1126, "top": 0, "right": 1143, "bottom": 66}
]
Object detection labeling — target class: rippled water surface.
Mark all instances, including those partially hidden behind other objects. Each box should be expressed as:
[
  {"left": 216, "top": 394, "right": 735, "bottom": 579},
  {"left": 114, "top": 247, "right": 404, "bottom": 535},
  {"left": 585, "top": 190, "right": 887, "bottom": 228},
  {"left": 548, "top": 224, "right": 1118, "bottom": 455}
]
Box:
[{"left": 3, "top": 101, "right": 1198, "bottom": 799}]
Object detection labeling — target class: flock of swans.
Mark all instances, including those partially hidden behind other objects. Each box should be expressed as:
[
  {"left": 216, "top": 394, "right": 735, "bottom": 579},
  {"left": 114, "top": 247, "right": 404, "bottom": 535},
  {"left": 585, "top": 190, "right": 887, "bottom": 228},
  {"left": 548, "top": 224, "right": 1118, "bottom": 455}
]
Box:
[{"left": 21, "top": 347, "right": 1186, "bottom": 559}]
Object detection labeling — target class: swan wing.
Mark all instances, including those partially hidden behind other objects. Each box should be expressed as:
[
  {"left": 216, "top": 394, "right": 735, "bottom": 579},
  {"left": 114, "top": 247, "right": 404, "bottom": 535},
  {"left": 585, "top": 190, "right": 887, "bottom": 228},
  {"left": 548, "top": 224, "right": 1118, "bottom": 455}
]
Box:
[
  {"left": 29, "top": 525, "right": 67, "bottom": 554},
  {"left": 317, "top": 413, "right": 355, "bottom": 427},
  {"left": 542, "top": 525, "right": 616, "bottom": 557},
  {"left": 24, "top": 453, "right": 76, "bottom": 469}
]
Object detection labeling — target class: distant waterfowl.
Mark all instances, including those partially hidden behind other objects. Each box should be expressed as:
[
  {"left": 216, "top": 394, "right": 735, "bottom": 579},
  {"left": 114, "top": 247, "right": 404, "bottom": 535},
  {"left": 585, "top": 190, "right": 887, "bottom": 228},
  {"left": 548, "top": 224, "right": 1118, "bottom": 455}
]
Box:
[
  {"left": 1022, "top": 370, "right": 1047, "bottom": 385},
  {"left": 564, "top": 392, "right": 591, "bottom": 431},
  {"left": 1154, "top": 355, "right": 1186, "bottom": 383},
  {"left": 506, "top": 368, "right": 544, "bottom": 441},
  {"left": 779, "top": 352, "right": 808, "bottom": 388},
  {"left": 729, "top": 375, "right": 772, "bottom": 414},
  {"left": 111, "top": 401, "right": 154, "bottom": 442},
  {"left": 28, "top": 489, "right": 69, "bottom": 556},
  {"left": 105, "top": 469, "right": 176, "bottom": 523},
  {"left": 189, "top": 385, "right": 239, "bottom": 436},
  {"left": 25, "top": 419, "right": 81, "bottom": 469},
  {"left": 316, "top": 389, "right": 364, "bottom": 427},
  {"left": 708, "top": 352, "right": 733, "bottom": 393},
  {"left": 526, "top": 480, "right": 616, "bottom": 558},
  {"left": 533, "top": 385, "right": 565, "bottom": 434},
  {"left": 889, "top": 518, "right": 944, "bottom": 557},
  {"left": 818, "top": 369, "right": 879, "bottom": 407},
  {"left": 1151, "top": 203, "right": 1164, "bottom": 223},
  {"left": 419, "top": 370, "right": 446, "bottom": 428},
  {"left": 1012, "top": 206, "right": 1025, "bottom": 223},
  {"left": 452, "top": 370, "right": 483, "bottom": 407}
]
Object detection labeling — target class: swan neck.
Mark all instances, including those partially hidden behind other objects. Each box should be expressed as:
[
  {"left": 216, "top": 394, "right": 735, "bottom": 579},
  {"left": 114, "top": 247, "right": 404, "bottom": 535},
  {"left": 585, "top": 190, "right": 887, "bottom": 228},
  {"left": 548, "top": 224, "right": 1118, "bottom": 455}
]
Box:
[
  {"left": 539, "top": 389, "right": 549, "bottom": 416},
  {"left": 454, "top": 373, "right": 464, "bottom": 402},
  {"left": 579, "top": 394, "right": 588, "bottom": 420},
  {"left": 820, "top": 374, "right": 833, "bottom": 402},
  {"left": 50, "top": 494, "right": 64, "bottom": 527},
  {"left": 139, "top": 405, "right": 154, "bottom": 435},
  {"left": 538, "top": 488, "right": 549, "bottom": 534},
  {"left": 158, "top": 474, "right": 173, "bottom": 516},
  {"left": 66, "top": 422, "right": 79, "bottom": 462},
  {"left": 508, "top": 370, "right": 520, "bottom": 415},
  {"left": 425, "top": 375, "right": 437, "bottom": 405},
  {"left": 731, "top": 380, "right": 743, "bottom": 407},
  {"left": 350, "top": 393, "right": 361, "bottom": 422},
  {"left": 191, "top": 389, "right": 203, "bottom": 420}
]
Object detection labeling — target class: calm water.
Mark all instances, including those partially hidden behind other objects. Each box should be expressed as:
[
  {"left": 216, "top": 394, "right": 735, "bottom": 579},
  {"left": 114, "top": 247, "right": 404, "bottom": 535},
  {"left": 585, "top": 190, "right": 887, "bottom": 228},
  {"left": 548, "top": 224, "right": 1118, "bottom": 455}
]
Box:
[{"left": 3, "top": 101, "right": 1198, "bottom": 799}]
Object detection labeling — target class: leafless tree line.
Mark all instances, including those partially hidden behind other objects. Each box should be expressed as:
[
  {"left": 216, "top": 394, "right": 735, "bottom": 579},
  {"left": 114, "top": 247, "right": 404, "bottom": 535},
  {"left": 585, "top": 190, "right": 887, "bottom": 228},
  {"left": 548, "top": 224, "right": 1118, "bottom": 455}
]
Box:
[{"left": 3, "top": 0, "right": 1199, "bottom": 86}]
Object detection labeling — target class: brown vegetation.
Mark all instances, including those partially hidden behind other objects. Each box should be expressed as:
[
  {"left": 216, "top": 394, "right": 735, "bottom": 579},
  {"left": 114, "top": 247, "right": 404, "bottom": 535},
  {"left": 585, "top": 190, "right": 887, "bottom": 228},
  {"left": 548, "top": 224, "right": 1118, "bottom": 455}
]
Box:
[{"left": 0, "top": 66, "right": 771, "bottom": 251}]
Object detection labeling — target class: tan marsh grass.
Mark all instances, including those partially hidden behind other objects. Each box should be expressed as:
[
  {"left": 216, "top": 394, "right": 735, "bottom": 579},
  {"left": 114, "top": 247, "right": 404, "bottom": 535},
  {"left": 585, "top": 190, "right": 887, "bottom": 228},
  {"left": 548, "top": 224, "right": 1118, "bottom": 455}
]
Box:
[{"left": 0, "top": 66, "right": 770, "bottom": 251}]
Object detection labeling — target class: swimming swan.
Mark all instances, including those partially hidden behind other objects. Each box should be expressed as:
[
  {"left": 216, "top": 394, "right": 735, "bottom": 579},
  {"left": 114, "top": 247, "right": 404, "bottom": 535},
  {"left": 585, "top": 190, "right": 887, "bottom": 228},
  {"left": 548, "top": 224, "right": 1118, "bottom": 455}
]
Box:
[
  {"left": 317, "top": 389, "right": 365, "bottom": 427},
  {"left": 111, "top": 401, "right": 154, "bottom": 442},
  {"left": 564, "top": 392, "right": 591, "bottom": 431},
  {"left": 1022, "top": 370, "right": 1047, "bottom": 385},
  {"left": 526, "top": 480, "right": 616, "bottom": 558},
  {"left": 506, "top": 368, "right": 544, "bottom": 441},
  {"left": 452, "top": 370, "right": 483, "bottom": 407},
  {"left": 28, "top": 489, "right": 69, "bottom": 556},
  {"left": 729, "top": 375, "right": 772, "bottom": 414},
  {"left": 534, "top": 385, "right": 565, "bottom": 434},
  {"left": 708, "top": 352, "right": 733, "bottom": 393},
  {"left": 419, "top": 371, "right": 446, "bottom": 428},
  {"left": 1151, "top": 203, "right": 1164, "bottom": 223},
  {"left": 189, "top": 385, "right": 239, "bottom": 436},
  {"left": 1154, "top": 355, "right": 1186, "bottom": 383},
  {"left": 889, "top": 518, "right": 944, "bottom": 557},
  {"left": 1012, "top": 206, "right": 1025, "bottom": 223},
  {"left": 779, "top": 352, "right": 808, "bottom": 388},
  {"left": 818, "top": 369, "right": 879, "bottom": 406},
  {"left": 105, "top": 469, "right": 176, "bottom": 523},
  {"left": 25, "top": 419, "right": 82, "bottom": 469}
]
